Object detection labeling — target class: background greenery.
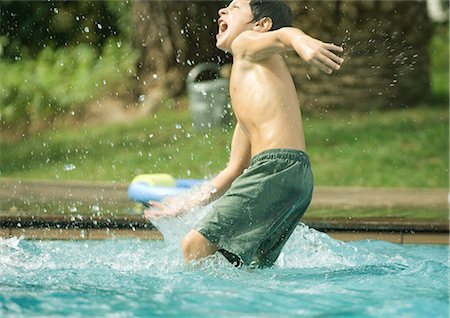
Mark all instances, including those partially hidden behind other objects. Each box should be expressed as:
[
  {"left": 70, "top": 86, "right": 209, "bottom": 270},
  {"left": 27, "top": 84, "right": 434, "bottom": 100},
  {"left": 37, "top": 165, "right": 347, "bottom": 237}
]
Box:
[
  {"left": 0, "top": 3, "right": 447, "bottom": 222},
  {"left": 0, "top": 3, "right": 448, "bottom": 189},
  {"left": 0, "top": 1, "right": 135, "bottom": 133}
]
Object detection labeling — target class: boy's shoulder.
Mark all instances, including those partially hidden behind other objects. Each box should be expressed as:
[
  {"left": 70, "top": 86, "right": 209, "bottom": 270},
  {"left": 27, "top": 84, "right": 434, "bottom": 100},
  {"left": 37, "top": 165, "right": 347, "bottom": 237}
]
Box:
[
  {"left": 231, "top": 29, "right": 288, "bottom": 63},
  {"left": 230, "top": 30, "right": 256, "bottom": 58}
]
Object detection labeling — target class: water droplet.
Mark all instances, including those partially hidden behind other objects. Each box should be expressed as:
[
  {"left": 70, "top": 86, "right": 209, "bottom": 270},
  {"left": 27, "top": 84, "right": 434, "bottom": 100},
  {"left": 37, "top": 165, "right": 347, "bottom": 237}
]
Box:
[
  {"left": 84, "top": 26, "right": 89, "bottom": 33},
  {"left": 139, "top": 95, "right": 146, "bottom": 103},
  {"left": 64, "top": 164, "right": 76, "bottom": 171},
  {"left": 97, "top": 23, "right": 102, "bottom": 30},
  {"left": 152, "top": 73, "right": 158, "bottom": 79}
]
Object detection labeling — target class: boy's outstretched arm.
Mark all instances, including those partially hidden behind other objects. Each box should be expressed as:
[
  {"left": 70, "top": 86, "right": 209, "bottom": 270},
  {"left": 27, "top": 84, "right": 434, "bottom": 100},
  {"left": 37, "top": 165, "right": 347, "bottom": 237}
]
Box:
[{"left": 231, "top": 27, "right": 344, "bottom": 74}]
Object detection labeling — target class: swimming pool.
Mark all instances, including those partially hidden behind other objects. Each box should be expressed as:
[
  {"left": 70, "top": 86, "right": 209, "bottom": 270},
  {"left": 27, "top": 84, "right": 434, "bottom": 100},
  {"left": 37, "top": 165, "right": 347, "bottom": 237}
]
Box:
[{"left": 1, "top": 217, "right": 448, "bottom": 317}]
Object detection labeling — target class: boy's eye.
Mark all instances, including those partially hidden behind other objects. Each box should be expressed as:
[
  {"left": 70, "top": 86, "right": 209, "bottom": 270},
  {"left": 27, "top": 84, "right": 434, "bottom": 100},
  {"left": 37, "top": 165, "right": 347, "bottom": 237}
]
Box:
[{"left": 227, "top": 1, "right": 239, "bottom": 9}]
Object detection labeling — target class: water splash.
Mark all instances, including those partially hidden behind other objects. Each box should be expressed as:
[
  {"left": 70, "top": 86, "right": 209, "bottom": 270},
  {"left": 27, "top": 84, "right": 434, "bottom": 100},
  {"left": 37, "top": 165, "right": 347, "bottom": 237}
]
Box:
[
  {"left": 148, "top": 191, "right": 403, "bottom": 271},
  {"left": 0, "top": 232, "right": 447, "bottom": 317}
]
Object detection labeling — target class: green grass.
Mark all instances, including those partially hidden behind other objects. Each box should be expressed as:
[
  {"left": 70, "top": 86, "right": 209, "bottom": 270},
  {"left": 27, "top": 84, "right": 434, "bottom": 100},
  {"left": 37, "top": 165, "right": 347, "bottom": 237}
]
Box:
[
  {"left": 0, "top": 109, "right": 232, "bottom": 182},
  {"left": 304, "top": 107, "right": 448, "bottom": 188},
  {"left": 1, "top": 106, "right": 448, "bottom": 189}
]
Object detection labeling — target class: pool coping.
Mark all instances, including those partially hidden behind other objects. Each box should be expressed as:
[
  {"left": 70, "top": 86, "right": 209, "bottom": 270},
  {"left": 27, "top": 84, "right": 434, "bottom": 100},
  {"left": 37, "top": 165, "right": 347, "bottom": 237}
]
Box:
[
  {"left": 2, "top": 178, "right": 448, "bottom": 210},
  {"left": 1, "top": 179, "right": 448, "bottom": 244},
  {"left": 0, "top": 215, "right": 448, "bottom": 244}
]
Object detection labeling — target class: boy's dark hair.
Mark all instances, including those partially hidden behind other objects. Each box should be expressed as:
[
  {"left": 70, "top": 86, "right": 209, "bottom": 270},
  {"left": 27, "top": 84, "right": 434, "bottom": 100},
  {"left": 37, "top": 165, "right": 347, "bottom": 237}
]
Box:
[{"left": 249, "top": 0, "right": 293, "bottom": 31}]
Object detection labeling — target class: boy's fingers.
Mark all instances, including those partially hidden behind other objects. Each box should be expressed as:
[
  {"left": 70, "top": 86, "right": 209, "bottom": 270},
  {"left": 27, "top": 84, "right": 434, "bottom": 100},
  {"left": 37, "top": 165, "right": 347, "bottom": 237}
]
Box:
[
  {"left": 143, "top": 201, "right": 166, "bottom": 219},
  {"left": 321, "top": 49, "right": 344, "bottom": 64},
  {"left": 312, "top": 54, "right": 339, "bottom": 72},
  {"left": 144, "top": 208, "right": 165, "bottom": 219},
  {"left": 325, "top": 43, "right": 344, "bottom": 52},
  {"left": 143, "top": 209, "right": 155, "bottom": 219},
  {"left": 147, "top": 201, "right": 164, "bottom": 209},
  {"left": 311, "top": 59, "right": 332, "bottom": 74},
  {"left": 321, "top": 55, "right": 342, "bottom": 71}
]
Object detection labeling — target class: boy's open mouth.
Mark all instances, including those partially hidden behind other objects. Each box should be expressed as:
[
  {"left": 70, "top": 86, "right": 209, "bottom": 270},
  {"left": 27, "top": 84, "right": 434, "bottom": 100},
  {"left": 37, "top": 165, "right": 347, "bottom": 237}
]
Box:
[{"left": 218, "top": 21, "right": 228, "bottom": 34}]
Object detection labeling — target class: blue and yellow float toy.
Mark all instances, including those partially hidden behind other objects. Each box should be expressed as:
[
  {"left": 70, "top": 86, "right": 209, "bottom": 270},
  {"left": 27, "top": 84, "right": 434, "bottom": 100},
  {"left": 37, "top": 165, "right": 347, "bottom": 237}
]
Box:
[{"left": 128, "top": 174, "right": 203, "bottom": 204}]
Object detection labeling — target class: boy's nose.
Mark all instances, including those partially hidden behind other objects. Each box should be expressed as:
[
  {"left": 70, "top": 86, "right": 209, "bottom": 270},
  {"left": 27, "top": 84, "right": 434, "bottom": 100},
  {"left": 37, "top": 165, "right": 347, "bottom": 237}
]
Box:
[{"left": 218, "top": 7, "right": 227, "bottom": 16}]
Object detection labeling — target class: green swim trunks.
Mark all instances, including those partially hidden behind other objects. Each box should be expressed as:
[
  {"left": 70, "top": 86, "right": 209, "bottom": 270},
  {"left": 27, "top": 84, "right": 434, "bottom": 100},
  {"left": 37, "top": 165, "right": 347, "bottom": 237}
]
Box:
[{"left": 195, "top": 148, "right": 313, "bottom": 268}]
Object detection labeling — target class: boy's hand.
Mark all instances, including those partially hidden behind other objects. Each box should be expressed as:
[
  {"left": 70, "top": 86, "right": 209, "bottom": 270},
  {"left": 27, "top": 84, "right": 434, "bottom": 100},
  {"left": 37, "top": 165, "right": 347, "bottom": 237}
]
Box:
[
  {"left": 143, "top": 199, "right": 184, "bottom": 220},
  {"left": 293, "top": 34, "right": 344, "bottom": 74},
  {"left": 143, "top": 183, "right": 216, "bottom": 220}
]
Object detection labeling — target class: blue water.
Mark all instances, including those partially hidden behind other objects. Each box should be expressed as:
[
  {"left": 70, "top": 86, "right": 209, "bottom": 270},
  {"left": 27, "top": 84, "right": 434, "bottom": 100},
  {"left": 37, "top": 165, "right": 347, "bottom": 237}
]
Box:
[{"left": 1, "top": 219, "right": 449, "bottom": 317}]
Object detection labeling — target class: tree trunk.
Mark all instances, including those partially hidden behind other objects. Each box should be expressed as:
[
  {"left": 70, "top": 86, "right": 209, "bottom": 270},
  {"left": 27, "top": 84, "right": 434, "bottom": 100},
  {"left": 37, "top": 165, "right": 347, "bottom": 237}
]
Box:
[
  {"left": 131, "top": 1, "right": 228, "bottom": 112},
  {"left": 288, "top": 0, "right": 431, "bottom": 110}
]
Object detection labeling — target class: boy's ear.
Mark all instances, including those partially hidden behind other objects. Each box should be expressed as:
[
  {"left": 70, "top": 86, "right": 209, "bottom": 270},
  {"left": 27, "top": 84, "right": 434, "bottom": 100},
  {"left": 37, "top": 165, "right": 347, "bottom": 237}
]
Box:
[{"left": 254, "top": 17, "right": 273, "bottom": 32}]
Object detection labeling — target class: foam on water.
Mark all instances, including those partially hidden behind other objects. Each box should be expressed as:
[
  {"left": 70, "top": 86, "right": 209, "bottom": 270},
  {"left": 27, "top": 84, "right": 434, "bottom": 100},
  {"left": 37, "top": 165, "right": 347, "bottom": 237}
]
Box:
[{"left": 149, "top": 200, "right": 411, "bottom": 272}]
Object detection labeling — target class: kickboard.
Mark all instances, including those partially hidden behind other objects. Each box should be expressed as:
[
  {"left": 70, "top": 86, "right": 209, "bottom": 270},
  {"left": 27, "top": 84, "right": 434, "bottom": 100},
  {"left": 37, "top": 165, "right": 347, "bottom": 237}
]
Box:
[{"left": 128, "top": 174, "right": 203, "bottom": 203}]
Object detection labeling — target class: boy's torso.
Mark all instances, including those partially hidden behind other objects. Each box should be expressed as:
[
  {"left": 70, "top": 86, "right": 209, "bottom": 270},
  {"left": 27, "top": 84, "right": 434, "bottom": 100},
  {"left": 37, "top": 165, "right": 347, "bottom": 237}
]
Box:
[{"left": 230, "top": 54, "right": 306, "bottom": 157}]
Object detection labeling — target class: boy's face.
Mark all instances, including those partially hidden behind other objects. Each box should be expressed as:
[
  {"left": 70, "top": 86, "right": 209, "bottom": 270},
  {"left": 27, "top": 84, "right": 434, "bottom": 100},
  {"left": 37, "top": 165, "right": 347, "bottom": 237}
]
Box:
[{"left": 216, "top": 0, "right": 254, "bottom": 51}]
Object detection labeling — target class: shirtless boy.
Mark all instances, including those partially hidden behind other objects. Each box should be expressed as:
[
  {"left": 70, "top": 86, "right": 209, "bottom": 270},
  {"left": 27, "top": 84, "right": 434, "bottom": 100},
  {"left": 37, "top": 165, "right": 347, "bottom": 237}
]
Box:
[{"left": 145, "top": 0, "right": 344, "bottom": 268}]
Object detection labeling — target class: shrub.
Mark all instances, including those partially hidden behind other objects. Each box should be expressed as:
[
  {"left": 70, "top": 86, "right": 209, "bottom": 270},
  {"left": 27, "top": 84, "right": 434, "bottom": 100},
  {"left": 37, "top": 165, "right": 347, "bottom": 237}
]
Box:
[{"left": 0, "top": 39, "right": 137, "bottom": 134}]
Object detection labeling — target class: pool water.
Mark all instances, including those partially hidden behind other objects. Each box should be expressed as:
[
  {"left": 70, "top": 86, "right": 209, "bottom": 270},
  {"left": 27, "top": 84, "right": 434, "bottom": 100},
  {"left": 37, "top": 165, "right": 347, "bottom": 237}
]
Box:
[{"left": 1, "top": 216, "right": 449, "bottom": 317}]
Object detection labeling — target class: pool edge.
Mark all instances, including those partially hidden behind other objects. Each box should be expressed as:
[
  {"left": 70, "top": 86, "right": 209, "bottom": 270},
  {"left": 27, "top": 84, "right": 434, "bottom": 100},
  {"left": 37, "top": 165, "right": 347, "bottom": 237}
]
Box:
[{"left": 0, "top": 215, "right": 448, "bottom": 244}]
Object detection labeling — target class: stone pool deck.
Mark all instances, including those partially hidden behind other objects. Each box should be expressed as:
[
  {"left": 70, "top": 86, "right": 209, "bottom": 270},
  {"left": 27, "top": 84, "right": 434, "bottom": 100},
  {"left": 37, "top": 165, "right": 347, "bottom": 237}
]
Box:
[{"left": 0, "top": 179, "right": 448, "bottom": 244}]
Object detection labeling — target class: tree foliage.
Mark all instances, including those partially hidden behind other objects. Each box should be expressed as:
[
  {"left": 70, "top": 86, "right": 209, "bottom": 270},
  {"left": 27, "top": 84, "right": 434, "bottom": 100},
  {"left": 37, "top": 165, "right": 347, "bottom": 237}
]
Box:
[
  {"left": 0, "top": 1, "right": 136, "bottom": 135},
  {"left": 0, "top": 0, "right": 131, "bottom": 59}
]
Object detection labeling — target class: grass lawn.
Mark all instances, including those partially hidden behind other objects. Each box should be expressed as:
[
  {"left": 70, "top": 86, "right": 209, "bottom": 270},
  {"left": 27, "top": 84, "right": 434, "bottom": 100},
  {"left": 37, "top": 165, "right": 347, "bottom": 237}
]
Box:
[
  {"left": 1, "top": 106, "right": 448, "bottom": 188},
  {"left": 304, "top": 106, "right": 448, "bottom": 188}
]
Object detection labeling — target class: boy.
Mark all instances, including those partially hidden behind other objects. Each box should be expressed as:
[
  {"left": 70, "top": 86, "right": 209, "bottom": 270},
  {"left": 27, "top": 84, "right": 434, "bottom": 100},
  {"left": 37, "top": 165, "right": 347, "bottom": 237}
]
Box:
[{"left": 145, "top": 0, "right": 344, "bottom": 268}]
